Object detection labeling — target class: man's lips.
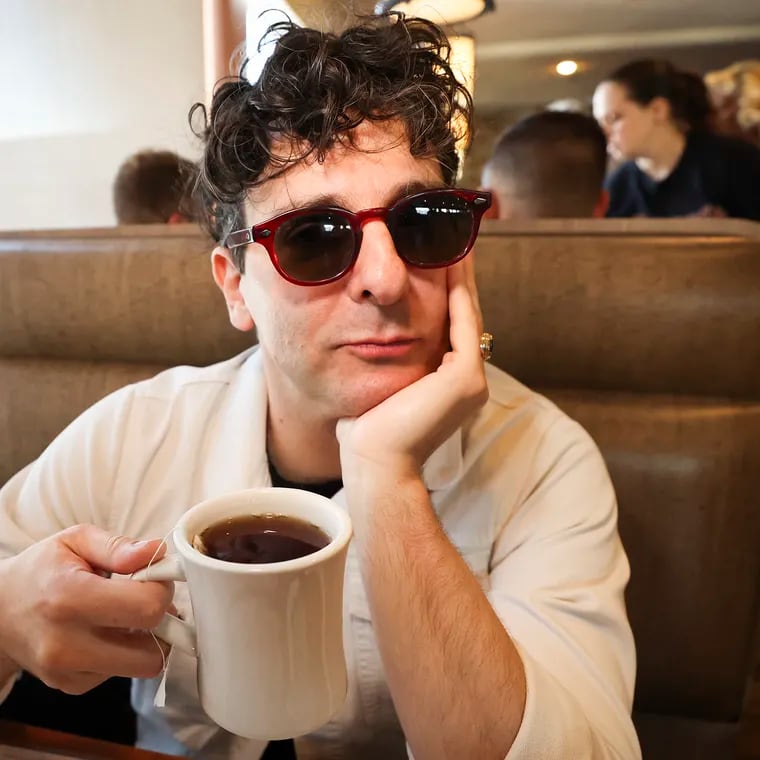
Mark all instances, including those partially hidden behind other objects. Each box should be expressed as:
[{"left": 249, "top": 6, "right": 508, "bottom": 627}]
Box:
[{"left": 340, "top": 337, "right": 418, "bottom": 359}]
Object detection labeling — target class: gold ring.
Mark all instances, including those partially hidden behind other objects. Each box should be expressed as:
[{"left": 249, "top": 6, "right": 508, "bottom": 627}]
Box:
[{"left": 480, "top": 332, "right": 494, "bottom": 361}]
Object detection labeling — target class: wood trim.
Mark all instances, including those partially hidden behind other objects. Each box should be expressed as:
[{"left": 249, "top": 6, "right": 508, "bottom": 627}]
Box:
[
  {"left": 1, "top": 219, "right": 758, "bottom": 242},
  {"left": 478, "top": 217, "right": 760, "bottom": 239},
  {"left": 0, "top": 720, "right": 175, "bottom": 759},
  {"left": 201, "top": 0, "right": 247, "bottom": 106}
]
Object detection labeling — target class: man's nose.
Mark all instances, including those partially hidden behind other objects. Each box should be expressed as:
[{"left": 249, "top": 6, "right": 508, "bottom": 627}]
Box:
[{"left": 345, "top": 220, "right": 410, "bottom": 305}]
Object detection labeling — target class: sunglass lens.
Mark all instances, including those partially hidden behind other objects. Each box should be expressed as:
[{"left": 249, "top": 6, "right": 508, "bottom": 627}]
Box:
[
  {"left": 389, "top": 192, "right": 474, "bottom": 267},
  {"left": 275, "top": 213, "right": 355, "bottom": 283}
]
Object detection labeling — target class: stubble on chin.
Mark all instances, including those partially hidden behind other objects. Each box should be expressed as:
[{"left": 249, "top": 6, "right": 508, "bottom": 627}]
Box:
[{"left": 337, "top": 360, "right": 441, "bottom": 419}]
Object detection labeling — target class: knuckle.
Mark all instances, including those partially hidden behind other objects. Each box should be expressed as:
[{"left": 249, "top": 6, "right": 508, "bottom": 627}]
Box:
[
  {"left": 35, "top": 637, "right": 69, "bottom": 673},
  {"left": 59, "top": 523, "right": 92, "bottom": 542},
  {"left": 58, "top": 680, "right": 90, "bottom": 696},
  {"left": 38, "top": 671, "right": 67, "bottom": 691},
  {"left": 140, "top": 588, "right": 171, "bottom": 629},
  {"left": 467, "top": 374, "right": 489, "bottom": 402},
  {"left": 104, "top": 533, "right": 129, "bottom": 556},
  {"left": 39, "top": 574, "right": 77, "bottom": 624},
  {"left": 57, "top": 675, "right": 104, "bottom": 696}
]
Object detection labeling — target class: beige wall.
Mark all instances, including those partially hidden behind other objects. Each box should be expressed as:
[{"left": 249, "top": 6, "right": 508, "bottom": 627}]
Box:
[
  {"left": 0, "top": 0, "right": 204, "bottom": 231},
  {"left": 0, "top": 0, "right": 541, "bottom": 231}
]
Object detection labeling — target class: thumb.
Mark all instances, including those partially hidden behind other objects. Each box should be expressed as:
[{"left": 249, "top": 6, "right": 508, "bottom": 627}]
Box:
[{"left": 59, "top": 524, "right": 167, "bottom": 575}]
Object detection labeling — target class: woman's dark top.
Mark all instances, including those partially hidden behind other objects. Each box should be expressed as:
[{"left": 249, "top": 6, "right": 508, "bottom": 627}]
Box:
[{"left": 605, "top": 130, "right": 760, "bottom": 220}]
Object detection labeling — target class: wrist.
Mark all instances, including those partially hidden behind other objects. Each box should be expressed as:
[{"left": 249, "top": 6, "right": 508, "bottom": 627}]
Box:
[
  {"left": 341, "top": 454, "right": 422, "bottom": 497},
  {"left": 342, "top": 463, "right": 430, "bottom": 526},
  {"left": 340, "top": 438, "right": 422, "bottom": 479}
]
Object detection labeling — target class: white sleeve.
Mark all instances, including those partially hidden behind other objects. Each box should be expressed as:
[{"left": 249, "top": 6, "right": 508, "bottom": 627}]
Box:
[
  {"left": 489, "top": 415, "right": 641, "bottom": 760},
  {"left": 0, "top": 385, "right": 136, "bottom": 560},
  {"left": 0, "top": 386, "right": 137, "bottom": 706}
]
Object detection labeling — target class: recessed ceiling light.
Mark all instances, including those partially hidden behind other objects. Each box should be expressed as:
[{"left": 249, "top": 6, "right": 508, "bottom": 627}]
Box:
[{"left": 555, "top": 60, "right": 579, "bottom": 77}]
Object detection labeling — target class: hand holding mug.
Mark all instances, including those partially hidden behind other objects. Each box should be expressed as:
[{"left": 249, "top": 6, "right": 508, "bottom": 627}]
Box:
[{"left": 0, "top": 526, "right": 171, "bottom": 695}]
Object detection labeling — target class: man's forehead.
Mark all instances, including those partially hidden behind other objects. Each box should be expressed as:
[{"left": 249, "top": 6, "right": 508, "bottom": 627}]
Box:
[{"left": 246, "top": 120, "right": 443, "bottom": 218}]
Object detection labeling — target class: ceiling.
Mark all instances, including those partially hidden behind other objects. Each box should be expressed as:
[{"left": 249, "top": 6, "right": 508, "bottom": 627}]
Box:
[
  {"left": 468, "top": 0, "right": 760, "bottom": 43},
  {"left": 288, "top": 0, "right": 760, "bottom": 109}
]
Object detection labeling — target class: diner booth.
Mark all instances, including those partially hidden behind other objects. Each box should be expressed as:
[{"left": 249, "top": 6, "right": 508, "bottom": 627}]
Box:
[
  {"left": 3, "top": 0, "right": 760, "bottom": 755},
  {"left": 0, "top": 218, "right": 758, "bottom": 758}
]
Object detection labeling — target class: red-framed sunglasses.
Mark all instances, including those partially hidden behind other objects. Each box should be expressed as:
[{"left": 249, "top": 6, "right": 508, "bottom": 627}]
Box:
[{"left": 225, "top": 188, "right": 492, "bottom": 286}]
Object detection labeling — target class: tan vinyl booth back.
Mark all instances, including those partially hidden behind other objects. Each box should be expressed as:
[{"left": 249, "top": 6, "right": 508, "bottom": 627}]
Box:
[
  {"left": 476, "top": 219, "right": 760, "bottom": 760},
  {"left": 1, "top": 220, "right": 759, "bottom": 758},
  {"left": 0, "top": 226, "right": 252, "bottom": 485}
]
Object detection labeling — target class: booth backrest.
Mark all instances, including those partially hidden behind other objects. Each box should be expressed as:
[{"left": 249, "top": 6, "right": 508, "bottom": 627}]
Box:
[
  {"left": 1, "top": 219, "right": 759, "bottom": 755},
  {"left": 475, "top": 220, "right": 760, "bottom": 731},
  {"left": 0, "top": 225, "right": 251, "bottom": 485}
]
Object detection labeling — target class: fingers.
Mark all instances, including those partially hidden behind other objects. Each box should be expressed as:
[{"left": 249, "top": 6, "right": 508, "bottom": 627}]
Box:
[
  {"left": 1, "top": 527, "right": 176, "bottom": 698},
  {"left": 39, "top": 671, "right": 111, "bottom": 696},
  {"left": 90, "top": 628, "right": 169, "bottom": 678},
  {"left": 464, "top": 253, "right": 484, "bottom": 327},
  {"left": 40, "top": 527, "right": 174, "bottom": 629},
  {"left": 447, "top": 256, "right": 484, "bottom": 361},
  {"left": 59, "top": 524, "right": 167, "bottom": 575},
  {"left": 42, "top": 567, "right": 175, "bottom": 630},
  {"left": 35, "top": 628, "right": 168, "bottom": 692}
]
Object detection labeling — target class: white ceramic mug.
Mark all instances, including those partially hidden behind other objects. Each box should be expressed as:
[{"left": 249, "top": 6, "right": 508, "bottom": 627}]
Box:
[{"left": 131, "top": 487, "right": 352, "bottom": 740}]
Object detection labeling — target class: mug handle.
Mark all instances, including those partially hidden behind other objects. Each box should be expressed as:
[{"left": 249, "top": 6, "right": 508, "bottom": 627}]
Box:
[{"left": 131, "top": 555, "right": 198, "bottom": 656}]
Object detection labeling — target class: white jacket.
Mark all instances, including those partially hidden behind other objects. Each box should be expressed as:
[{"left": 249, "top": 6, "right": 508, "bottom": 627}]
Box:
[{"left": 0, "top": 348, "right": 640, "bottom": 759}]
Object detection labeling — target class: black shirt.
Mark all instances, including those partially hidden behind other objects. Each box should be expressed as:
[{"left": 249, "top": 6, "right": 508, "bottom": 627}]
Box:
[
  {"left": 605, "top": 130, "right": 760, "bottom": 220},
  {"left": 261, "top": 462, "right": 343, "bottom": 760}
]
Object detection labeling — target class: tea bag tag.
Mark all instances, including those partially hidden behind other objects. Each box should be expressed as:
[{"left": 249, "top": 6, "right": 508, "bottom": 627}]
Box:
[
  {"left": 152, "top": 629, "right": 172, "bottom": 707},
  {"left": 141, "top": 530, "right": 173, "bottom": 709},
  {"left": 155, "top": 667, "right": 167, "bottom": 707}
]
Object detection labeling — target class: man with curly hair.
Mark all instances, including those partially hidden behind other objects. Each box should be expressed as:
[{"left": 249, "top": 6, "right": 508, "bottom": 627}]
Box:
[{"left": 0, "top": 15, "right": 639, "bottom": 760}]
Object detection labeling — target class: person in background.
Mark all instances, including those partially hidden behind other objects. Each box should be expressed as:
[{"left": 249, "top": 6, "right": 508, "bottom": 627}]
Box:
[
  {"left": 481, "top": 111, "right": 609, "bottom": 219},
  {"left": 0, "top": 15, "right": 639, "bottom": 760},
  {"left": 113, "top": 149, "right": 198, "bottom": 225},
  {"left": 593, "top": 59, "right": 760, "bottom": 220}
]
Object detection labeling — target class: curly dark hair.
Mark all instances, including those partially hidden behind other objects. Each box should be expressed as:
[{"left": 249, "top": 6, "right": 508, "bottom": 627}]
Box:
[{"left": 191, "top": 14, "right": 473, "bottom": 271}]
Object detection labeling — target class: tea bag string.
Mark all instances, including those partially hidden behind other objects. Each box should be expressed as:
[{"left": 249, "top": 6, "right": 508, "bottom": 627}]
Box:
[{"left": 130, "top": 529, "right": 174, "bottom": 676}]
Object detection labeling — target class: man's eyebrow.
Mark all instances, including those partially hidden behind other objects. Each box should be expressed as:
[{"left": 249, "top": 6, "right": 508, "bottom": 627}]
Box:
[{"left": 274, "top": 180, "right": 448, "bottom": 215}]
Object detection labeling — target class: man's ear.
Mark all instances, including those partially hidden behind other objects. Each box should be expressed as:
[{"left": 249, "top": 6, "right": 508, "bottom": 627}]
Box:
[
  {"left": 593, "top": 189, "right": 610, "bottom": 218},
  {"left": 211, "top": 246, "right": 255, "bottom": 332}
]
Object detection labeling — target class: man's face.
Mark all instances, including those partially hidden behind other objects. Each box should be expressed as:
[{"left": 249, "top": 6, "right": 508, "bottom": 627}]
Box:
[{"left": 216, "top": 121, "right": 450, "bottom": 422}]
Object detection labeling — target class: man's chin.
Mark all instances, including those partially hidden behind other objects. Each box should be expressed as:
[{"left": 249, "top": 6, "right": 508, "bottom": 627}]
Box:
[{"left": 337, "top": 369, "right": 429, "bottom": 418}]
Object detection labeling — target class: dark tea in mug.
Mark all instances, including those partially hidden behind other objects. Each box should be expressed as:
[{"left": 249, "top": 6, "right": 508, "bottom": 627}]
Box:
[{"left": 194, "top": 513, "right": 330, "bottom": 564}]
